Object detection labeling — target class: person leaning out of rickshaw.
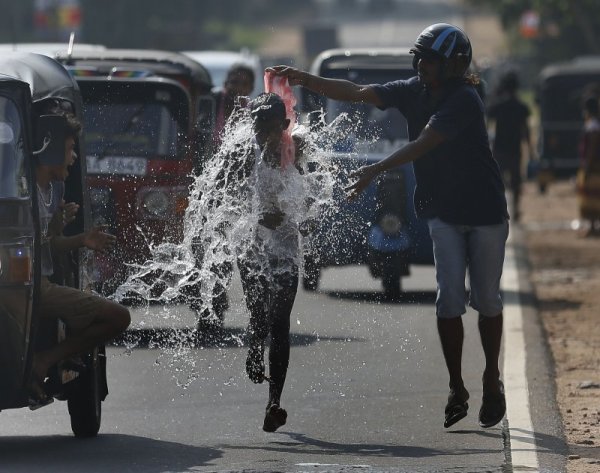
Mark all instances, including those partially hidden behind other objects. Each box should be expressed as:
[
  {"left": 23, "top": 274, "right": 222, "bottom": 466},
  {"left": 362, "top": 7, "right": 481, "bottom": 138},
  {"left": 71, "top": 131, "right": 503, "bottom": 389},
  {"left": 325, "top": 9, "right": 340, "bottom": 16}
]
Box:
[{"left": 31, "top": 110, "right": 130, "bottom": 402}]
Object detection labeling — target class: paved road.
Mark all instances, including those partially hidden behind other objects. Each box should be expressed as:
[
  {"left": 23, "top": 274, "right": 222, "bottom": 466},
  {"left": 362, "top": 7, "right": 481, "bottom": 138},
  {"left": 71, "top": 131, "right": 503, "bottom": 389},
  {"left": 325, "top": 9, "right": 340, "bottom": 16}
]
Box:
[{"left": 2, "top": 263, "right": 514, "bottom": 473}]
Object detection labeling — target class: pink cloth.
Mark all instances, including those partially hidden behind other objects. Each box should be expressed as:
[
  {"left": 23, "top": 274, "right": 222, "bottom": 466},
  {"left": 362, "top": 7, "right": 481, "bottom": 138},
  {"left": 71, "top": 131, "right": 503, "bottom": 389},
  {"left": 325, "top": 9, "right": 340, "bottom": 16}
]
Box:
[{"left": 264, "top": 71, "right": 296, "bottom": 169}]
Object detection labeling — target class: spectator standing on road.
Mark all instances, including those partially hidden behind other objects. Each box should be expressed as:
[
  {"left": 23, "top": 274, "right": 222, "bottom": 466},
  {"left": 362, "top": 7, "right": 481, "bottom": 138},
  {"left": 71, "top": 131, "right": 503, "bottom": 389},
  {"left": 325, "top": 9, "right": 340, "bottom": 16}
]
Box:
[
  {"left": 212, "top": 63, "right": 255, "bottom": 149},
  {"left": 268, "top": 23, "right": 509, "bottom": 429},
  {"left": 487, "top": 71, "right": 533, "bottom": 221},
  {"left": 576, "top": 96, "right": 600, "bottom": 236},
  {"left": 31, "top": 110, "right": 130, "bottom": 403}
]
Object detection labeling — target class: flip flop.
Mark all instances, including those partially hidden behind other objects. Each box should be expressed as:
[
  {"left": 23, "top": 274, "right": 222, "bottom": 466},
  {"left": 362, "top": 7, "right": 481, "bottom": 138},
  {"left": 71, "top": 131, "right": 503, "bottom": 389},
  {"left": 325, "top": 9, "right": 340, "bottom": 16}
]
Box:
[
  {"left": 479, "top": 380, "right": 506, "bottom": 428},
  {"left": 444, "top": 400, "right": 469, "bottom": 428},
  {"left": 27, "top": 379, "right": 53, "bottom": 411},
  {"left": 444, "top": 388, "right": 470, "bottom": 428}
]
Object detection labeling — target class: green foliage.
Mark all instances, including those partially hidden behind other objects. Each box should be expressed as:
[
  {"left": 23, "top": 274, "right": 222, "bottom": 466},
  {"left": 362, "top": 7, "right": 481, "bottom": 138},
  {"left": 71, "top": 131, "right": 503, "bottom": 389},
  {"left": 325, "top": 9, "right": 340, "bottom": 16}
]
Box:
[{"left": 466, "top": 0, "right": 600, "bottom": 64}]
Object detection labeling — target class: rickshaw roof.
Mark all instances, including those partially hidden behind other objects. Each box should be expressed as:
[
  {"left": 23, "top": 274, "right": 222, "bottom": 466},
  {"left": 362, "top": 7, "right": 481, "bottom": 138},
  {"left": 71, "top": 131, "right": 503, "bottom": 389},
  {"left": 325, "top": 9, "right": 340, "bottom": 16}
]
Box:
[
  {"left": 0, "top": 52, "right": 80, "bottom": 105},
  {"left": 540, "top": 56, "right": 600, "bottom": 81},
  {"left": 56, "top": 48, "right": 213, "bottom": 89},
  {"left": 311, "top": 48, "right": 413, "bottom": 74}
]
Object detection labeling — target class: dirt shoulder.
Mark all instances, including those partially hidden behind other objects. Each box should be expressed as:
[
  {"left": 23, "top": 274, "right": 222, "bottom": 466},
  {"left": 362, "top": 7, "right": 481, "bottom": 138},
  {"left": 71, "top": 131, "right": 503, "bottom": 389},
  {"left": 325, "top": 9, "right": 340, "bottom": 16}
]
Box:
[{"left": 520, "top": 180, "right": 600, "bottom": 472}]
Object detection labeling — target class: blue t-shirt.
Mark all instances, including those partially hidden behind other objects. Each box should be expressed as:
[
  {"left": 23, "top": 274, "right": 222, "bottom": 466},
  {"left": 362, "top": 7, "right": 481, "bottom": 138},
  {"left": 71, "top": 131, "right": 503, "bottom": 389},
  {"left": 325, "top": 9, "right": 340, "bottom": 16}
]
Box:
[{"left": 372, "top": 77, "right": 508, "bottom": 225}]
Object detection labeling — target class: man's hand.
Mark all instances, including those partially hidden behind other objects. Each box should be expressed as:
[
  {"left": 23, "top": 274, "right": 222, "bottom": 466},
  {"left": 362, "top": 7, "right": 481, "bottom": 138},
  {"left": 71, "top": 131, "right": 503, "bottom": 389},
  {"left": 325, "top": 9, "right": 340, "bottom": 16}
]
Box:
[
  {"left": 347, "top": 164, "right": 380, "bottom": 200},
  {"left": 259, "top": 210, "right": 285, "bottom": 230},
  {"left": 49, "top": 200, "right": 79, "bottom": 235},
  {"left": 265, "top": 66, "right": 309, "bottom": 87},
  {"left": 83, "top": 225, "right": 116, "bottom": 252}
]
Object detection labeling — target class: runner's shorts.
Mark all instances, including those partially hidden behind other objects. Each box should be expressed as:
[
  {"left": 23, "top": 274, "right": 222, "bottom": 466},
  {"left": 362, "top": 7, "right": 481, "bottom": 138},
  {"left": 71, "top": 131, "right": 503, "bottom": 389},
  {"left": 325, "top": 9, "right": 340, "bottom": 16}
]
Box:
[{"left": 427, "top": 218, "right": 509, "bottom": 319}]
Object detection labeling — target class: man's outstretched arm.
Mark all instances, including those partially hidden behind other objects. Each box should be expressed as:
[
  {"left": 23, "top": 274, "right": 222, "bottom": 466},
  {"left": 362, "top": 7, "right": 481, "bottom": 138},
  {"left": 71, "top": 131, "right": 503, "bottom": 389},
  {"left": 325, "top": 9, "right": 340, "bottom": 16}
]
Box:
[{"left": 267, "top": 65, "right": 383, "bottom": 107}]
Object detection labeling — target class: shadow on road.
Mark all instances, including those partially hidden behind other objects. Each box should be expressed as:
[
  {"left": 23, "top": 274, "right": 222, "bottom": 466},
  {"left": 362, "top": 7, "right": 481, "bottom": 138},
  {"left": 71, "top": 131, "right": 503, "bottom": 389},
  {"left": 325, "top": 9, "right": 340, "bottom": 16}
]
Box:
[
  {"left": 324, "top": 289, "right": 437, "bottom": 305},
  {"left": 112, "top": 327, "right": 364, "bottom": 350},
  {"left": 0, "top": 434, "right": 221, "bottom": 473},
  {"left": 219, "top": 431, "right": 502, "bottom": 458}
]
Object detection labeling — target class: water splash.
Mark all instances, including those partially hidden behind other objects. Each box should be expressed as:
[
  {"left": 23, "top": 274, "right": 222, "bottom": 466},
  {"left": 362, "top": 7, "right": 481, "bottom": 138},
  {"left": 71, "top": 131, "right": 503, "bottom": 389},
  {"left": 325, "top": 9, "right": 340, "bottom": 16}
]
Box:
[{"left": 108, "top": 93, "right": 367, "bottom": 387}]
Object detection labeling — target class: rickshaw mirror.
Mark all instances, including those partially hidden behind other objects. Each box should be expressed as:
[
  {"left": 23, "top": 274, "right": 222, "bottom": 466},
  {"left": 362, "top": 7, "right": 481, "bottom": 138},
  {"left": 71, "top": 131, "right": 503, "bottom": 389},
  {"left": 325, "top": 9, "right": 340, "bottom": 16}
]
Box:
[
  {"left": 33, "top": 114, "right": 69, "bottom": 166},
  {"left": 0, "top": 122, "right": 16, "bottom": 144}
]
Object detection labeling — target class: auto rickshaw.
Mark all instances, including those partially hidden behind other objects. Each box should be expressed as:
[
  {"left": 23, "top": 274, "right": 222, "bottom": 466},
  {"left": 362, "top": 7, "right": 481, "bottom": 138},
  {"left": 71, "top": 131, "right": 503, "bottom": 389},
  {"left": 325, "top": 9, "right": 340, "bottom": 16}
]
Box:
[
  {"left": 300, "top": 48, "right": 434, "bottom": 298},
  {"left": 0, "top": 52, "right": 106, "bottom": 437},
  {"left": 536, "top": 56, "right": 600, "bottom": 192},
  {"left": 51, "top": 49, "right": 215, "bottom": 296}
]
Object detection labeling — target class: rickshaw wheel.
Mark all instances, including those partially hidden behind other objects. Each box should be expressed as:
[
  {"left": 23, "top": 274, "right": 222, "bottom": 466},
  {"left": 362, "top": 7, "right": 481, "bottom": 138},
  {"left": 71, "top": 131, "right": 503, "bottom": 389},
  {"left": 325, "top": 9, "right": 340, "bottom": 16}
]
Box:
[
  {"left": 382, "top": 269, "right": 402, "bottom": 301},
  {"left": 302, "top": 259, "right": 320, "bottom": 291},
  {"left": 68, "top": 347, "right": 103, "bottom": 437}
]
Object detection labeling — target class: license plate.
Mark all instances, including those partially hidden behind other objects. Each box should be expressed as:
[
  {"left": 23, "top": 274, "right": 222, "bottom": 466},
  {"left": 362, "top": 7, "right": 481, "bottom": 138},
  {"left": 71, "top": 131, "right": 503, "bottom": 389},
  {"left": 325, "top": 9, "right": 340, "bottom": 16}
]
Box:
[{"left": 86, "top": 156, "right": 147, "bottom": 176}]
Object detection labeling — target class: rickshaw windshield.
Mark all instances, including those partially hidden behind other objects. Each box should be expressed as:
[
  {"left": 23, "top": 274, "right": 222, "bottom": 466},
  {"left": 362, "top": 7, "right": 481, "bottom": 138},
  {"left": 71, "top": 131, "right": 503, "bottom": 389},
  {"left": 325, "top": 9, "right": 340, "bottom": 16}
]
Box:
[
  {"left": 0, "top": 97, "right": 27, "bottom": 198},
  {"left": 79, "top": 81, "right": 188, "bottom": 161},
  {"left": 541, "top": 74, "right": 600, "bottom": 122},
  {"left": 322, "top": 67, "right": 412, "bottom": 143}
]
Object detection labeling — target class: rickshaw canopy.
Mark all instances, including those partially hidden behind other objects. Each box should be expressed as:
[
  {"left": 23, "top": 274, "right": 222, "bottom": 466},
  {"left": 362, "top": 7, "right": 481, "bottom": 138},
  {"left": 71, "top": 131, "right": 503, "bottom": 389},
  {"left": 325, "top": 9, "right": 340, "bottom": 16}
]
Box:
[{"left": 0, "top": 52, "right": 82, "bottom": 107}]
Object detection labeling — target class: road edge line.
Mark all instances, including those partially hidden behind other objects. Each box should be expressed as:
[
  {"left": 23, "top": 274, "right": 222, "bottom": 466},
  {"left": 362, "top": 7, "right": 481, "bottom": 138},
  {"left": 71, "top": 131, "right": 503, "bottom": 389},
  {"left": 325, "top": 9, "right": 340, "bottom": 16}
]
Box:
[{"left": 502, "top": 224, "right": 540, "bottom": 472}]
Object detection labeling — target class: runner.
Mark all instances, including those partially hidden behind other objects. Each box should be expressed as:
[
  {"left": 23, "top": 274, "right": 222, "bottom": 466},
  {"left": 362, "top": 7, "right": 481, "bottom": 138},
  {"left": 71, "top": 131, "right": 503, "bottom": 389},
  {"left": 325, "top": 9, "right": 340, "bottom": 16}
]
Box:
[{"left": 208, "top": 92, "right": 305, "bottom": 431}]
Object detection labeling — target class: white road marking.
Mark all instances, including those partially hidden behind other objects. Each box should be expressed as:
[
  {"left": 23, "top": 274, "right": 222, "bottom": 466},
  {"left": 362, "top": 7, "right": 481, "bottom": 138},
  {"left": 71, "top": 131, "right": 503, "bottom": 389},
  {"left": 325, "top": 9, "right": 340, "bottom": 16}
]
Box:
[{"left": 502, "top": 228, "right": 541, "bottom": 472}]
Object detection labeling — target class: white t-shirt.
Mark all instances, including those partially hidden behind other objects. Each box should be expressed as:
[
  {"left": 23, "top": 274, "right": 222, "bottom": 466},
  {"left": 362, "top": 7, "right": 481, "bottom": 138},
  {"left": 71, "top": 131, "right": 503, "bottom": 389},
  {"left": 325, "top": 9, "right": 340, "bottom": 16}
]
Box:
[{"left": 242, "top": 143, "right": 303, "bottom": 270}]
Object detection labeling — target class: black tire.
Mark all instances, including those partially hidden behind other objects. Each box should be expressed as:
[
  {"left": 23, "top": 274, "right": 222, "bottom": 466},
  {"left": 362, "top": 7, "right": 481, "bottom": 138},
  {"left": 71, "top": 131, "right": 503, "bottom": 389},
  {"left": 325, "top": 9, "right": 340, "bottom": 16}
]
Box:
[
  {"left": 302, "top": 260, "right": 320, "bottom": 291},
  {"left": 382, "top": 267, "right": 402, "bottom": 301},
  {"left": 68, "top": 348, "right": 103, "bottom": 438}
]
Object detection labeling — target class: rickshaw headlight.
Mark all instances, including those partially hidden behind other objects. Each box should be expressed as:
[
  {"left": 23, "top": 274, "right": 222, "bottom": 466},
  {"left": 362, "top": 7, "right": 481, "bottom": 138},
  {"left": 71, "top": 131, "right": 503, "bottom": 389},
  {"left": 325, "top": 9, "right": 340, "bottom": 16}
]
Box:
[
  {"left": 141, "top": 190, "right": 170, "bottom": 218},
  {"left": 379, "top": 213, "right": 402, "bottom": 236}
]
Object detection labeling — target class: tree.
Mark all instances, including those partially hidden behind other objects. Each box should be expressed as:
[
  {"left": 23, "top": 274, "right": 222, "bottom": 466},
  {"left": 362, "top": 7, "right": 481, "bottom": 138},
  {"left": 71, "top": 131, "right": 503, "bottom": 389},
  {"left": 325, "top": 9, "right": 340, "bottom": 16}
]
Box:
[{"left": 465, "top": 0, "right": 600, "bottom": 62}]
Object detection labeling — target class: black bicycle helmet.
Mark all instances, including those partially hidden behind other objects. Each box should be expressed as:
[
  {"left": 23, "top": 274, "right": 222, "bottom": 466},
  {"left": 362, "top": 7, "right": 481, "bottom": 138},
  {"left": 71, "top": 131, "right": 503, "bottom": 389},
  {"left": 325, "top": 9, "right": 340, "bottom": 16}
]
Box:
[{"left": 410, "top": 23, "right": 472, "bottom": 76}]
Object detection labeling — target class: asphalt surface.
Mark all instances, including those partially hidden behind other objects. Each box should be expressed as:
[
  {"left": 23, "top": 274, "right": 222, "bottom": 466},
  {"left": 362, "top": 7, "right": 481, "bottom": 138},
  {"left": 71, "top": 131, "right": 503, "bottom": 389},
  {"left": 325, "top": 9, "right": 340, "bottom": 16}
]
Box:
[{"left": 0, "top": 238, "right": 567, "bottom": 472}]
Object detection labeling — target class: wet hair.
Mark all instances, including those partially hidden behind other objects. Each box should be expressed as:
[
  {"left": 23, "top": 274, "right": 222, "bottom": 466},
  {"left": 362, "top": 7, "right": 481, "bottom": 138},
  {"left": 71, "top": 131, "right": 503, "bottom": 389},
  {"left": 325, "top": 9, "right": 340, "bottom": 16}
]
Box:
[
  {"left": 226, "top": 63, "right": 255, "bottom": 83},
  {"left": 584, "top": 96, "right": 600, "bottom": 117},
  {"left": 249, "top": 93, "right": 286, "bottom": 122}
]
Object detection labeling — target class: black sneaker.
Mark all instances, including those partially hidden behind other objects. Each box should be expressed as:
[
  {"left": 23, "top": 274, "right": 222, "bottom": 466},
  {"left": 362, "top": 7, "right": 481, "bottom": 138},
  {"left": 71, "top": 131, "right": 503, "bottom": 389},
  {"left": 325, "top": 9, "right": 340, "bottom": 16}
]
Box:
[
  {"left": 246, "top": 341, "right": 265, "bottom": 384},
  {"left": 263, "top": 404, "right": 287, "bottom": 432}
]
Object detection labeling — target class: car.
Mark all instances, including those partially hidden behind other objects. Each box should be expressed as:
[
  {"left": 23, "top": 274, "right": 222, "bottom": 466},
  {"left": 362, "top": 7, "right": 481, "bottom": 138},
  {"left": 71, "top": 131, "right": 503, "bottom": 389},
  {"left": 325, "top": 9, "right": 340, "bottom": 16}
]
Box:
[
  {"left": 181, "top": 49, "right": 264, "bottom": 97},
  {"left": 301, "top": 48, "right": 434, "bottom": 298}
]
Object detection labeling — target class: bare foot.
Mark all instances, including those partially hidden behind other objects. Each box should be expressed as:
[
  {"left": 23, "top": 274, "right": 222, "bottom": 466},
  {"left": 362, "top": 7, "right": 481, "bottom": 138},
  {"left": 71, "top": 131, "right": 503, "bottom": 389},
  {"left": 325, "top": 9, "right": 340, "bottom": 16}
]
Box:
[{"left": 29, "top": 354, "right": 52, "bottom": 399}]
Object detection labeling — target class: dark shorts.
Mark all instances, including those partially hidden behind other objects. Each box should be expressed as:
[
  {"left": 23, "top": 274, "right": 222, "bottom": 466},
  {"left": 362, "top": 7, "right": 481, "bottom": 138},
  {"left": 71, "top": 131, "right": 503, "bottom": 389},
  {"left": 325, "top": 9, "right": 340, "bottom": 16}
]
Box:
[{"left": 40, "top": 277, "right": 111, "bottom": 331}]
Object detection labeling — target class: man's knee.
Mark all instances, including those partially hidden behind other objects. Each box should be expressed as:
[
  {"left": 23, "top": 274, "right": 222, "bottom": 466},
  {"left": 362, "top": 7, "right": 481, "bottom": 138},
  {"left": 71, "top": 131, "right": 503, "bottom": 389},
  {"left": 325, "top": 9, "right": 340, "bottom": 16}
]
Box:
[{"left": 104, "top": 302, "right": 130, "bottom": 333}]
